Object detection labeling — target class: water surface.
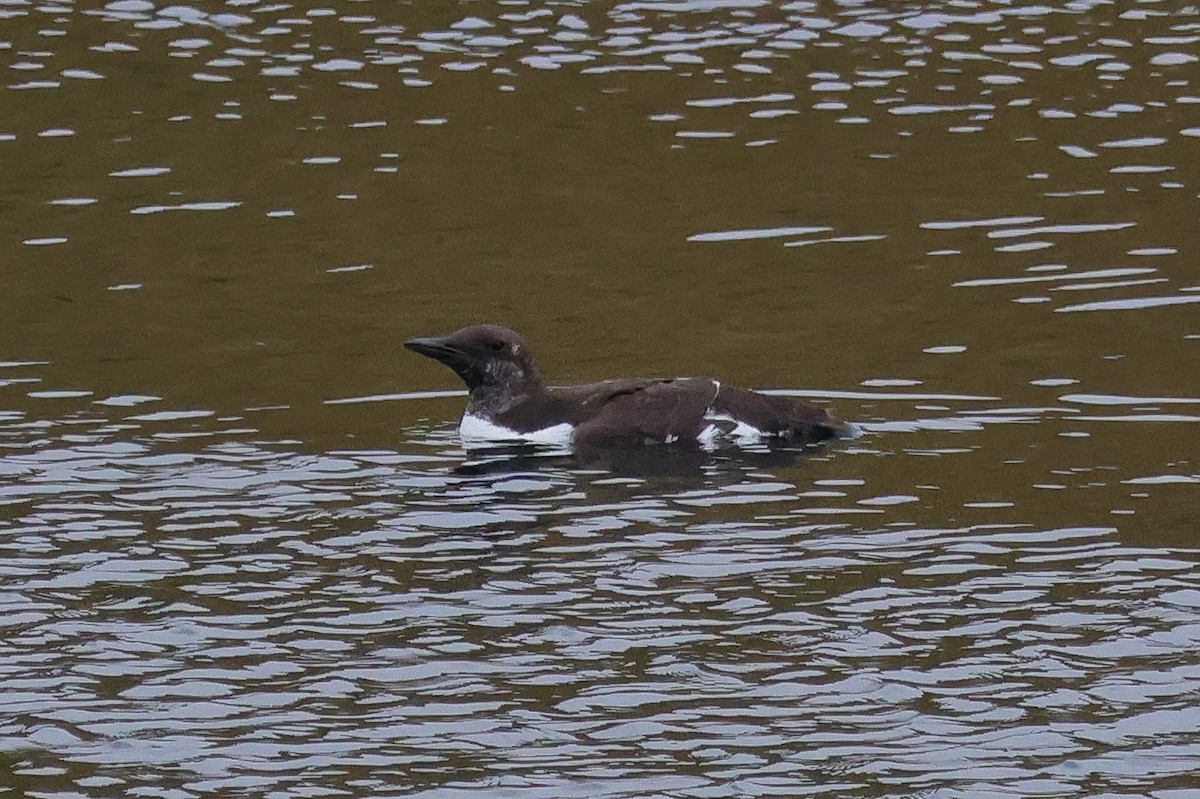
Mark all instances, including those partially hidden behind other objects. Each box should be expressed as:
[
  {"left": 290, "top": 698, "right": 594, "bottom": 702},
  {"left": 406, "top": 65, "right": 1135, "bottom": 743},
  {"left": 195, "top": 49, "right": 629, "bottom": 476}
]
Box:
[{"left": 2, "top": 0, "right": 1199, "bottom": 796}]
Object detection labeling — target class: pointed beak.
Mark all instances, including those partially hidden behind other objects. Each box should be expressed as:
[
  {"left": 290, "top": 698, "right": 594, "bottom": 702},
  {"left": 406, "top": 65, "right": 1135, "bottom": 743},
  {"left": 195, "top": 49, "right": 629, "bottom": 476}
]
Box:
[
  {"left": 405, "top": 334, "right": 483, "bottom": 390},
  {"left": 404, "top": 335, "right": 456, "bottom": 361}
]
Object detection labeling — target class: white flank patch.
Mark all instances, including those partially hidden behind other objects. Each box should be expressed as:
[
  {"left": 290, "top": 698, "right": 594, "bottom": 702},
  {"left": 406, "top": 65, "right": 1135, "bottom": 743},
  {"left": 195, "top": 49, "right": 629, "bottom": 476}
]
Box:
[
  {"left": 459, "top": 413, "right": 574, "bottom": 447},
  {"left": 697, "top": 411, "right": 767, "bottom": 450}
]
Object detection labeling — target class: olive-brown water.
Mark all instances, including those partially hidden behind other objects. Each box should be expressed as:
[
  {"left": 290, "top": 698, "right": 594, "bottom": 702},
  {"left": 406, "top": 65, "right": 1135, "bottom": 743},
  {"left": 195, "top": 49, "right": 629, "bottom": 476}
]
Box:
[{"left": 2, "top": 1, "right": 1199, "bottom": 796}]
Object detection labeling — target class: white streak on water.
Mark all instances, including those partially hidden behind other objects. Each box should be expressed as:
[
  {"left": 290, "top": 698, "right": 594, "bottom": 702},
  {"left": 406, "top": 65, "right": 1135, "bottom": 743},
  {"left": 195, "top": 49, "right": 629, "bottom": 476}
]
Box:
[
  {"left": 762, "top": 389, "right": 1000, "bottom": 401},
  {"left": 1056, "top": 294, "right": 1200, "bottom": 313},
  {"left": 325, "top": 390, "right": 468, "bottom": 405},
  {"left": 1060, "top": 393, "right": 1200, "bottom": 406}
]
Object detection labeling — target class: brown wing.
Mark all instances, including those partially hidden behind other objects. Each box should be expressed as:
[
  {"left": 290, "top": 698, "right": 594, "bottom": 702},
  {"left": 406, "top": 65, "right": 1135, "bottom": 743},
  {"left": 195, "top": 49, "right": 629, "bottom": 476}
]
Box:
[
  {"left": 712, "top": 385, "right": 850, "bottom": 442},
  {"left": 565, "top": 378, "right": 717, "bottom": 447}
]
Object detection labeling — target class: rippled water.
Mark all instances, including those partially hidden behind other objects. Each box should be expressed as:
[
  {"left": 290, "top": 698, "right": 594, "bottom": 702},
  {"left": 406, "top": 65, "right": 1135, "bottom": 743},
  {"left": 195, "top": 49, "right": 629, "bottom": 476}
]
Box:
[{"left": 3, "top": 0, "right": 1200, "bottom": 796}]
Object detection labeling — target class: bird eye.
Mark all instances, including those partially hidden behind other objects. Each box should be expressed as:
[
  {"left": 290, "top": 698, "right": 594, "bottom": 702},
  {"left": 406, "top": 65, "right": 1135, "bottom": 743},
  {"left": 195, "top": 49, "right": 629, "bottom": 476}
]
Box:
[{"left": 489, "top": 340, "right": 505, "bottom": 352}]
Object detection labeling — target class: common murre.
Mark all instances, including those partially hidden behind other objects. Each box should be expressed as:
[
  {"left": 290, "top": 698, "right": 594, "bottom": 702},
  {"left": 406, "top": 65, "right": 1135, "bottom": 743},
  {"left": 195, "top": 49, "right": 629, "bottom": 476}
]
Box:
[{"left": 404, "top": 324, "right": 854, "bottom": 449}]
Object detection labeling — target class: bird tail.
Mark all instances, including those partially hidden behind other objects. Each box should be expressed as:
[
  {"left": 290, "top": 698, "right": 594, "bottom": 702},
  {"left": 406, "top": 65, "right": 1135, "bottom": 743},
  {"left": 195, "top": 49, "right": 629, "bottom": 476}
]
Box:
[{"left": 830, "top": 418, "right": 862, "bottom": 439}]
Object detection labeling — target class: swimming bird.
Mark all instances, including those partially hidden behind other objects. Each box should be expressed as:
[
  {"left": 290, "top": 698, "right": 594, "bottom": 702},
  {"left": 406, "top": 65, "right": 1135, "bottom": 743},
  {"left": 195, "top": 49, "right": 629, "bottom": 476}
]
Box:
[{"left": 405, "top": 324, "right": 853, "bottom": 449}]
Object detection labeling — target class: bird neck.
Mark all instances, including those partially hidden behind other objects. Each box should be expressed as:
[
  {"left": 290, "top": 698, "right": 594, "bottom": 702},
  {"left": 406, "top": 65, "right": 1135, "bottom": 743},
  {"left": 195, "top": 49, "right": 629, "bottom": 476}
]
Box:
[{"left": 467, "top": 372, "right": 548, "bottom": 417}]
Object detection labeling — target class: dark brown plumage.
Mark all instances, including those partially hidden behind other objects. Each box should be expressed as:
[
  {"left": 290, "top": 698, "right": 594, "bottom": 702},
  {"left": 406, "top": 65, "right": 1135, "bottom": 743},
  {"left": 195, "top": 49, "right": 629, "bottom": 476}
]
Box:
[{"left": 405, "top": 324, "right": 853, "bottom": 448}]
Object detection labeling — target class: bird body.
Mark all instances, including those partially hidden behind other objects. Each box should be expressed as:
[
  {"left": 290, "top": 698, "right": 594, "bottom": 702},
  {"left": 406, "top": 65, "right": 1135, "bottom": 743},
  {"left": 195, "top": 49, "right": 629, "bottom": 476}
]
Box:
[{"left": 405, "top": 324, "right": 853, "bottom": 449}]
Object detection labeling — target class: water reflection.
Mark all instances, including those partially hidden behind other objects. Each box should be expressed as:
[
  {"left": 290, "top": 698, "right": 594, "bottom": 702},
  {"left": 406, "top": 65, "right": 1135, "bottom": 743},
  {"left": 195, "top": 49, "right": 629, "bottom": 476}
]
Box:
[{"left": 2, "top": 400, "right": 1199, "bottom": 795}]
